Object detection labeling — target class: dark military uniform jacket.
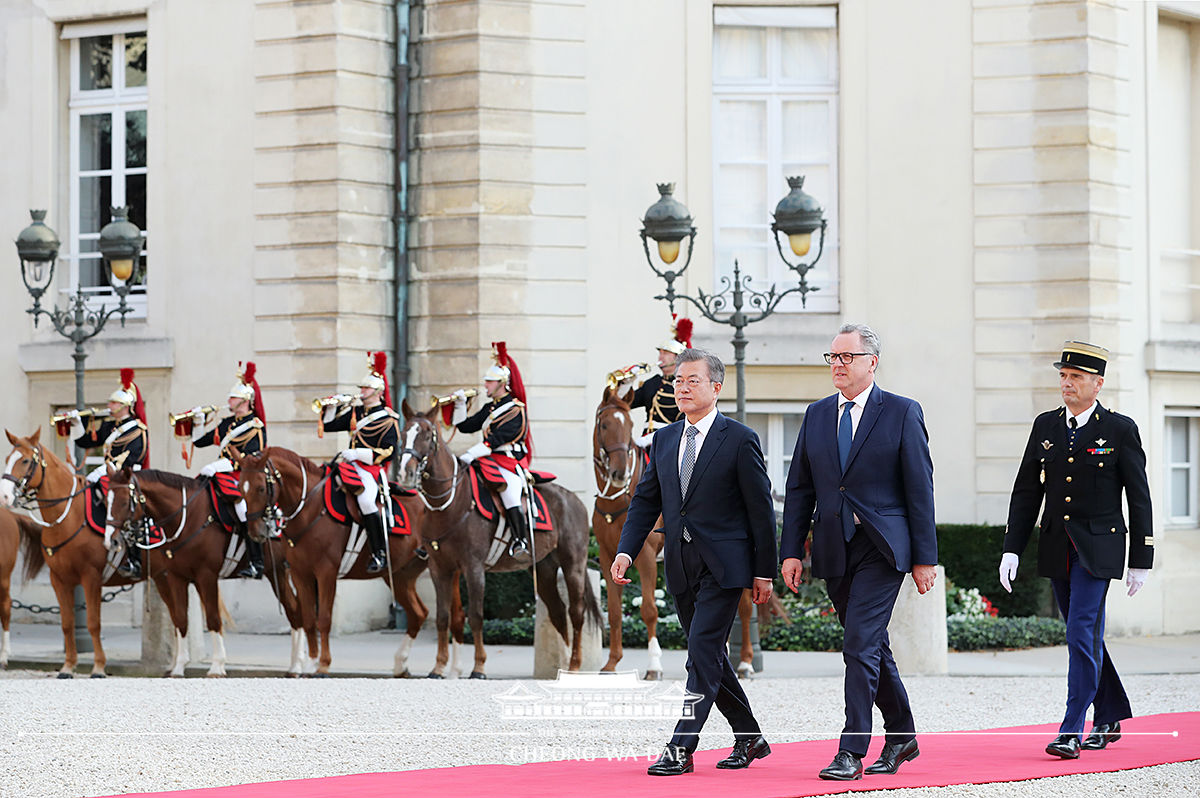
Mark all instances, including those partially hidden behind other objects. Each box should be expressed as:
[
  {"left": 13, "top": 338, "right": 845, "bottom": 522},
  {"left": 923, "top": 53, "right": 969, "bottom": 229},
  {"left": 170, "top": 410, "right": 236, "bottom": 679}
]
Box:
[
  {"left": 628, "top": 374, "right": 682, "bottom": 434},
  {"left": 456, "top": 394, "right": 529, "bottom": 463},
  {"left": 195, "top": 413, "right": 266, "bottom": 461},
  {"left": 324, "top": 403, "right": 400, "bottom": 465},
  {"left": 1004, "top": 402, "right": 1153, "bottom": 580},
  {"left": 75, "top": 416, "right": 148, "bottom": 470}
]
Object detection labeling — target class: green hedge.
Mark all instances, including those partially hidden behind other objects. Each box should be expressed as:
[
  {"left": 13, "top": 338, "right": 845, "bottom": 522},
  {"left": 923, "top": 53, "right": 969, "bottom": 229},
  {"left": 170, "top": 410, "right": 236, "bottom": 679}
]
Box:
[
  {"left": 937, "top": 524, "right": 1054, "bottom": 618},
  {"left": 947, "top": 615, "right": 1066, "bottom": 650}
]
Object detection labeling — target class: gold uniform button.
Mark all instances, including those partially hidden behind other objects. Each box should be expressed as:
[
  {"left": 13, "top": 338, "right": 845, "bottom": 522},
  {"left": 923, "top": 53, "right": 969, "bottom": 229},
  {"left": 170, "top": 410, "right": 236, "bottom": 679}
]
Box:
[
  {"left": 1066, "top": 476, "right": 1072, "bottom": 483},
  {"left": 1098, "top": 462, "right": 1104, "bottom": 468},
  {"left": 1110, "top": 528, "right": 1116, "bottom": 533},
  {"left": 1065, "top": 496, "right": 1071, "bottom": 503},
  {"left": 1063, "top": 514, "right": 1070, "bottom": 521},
  {"left": 1068, "top": 457, "right": 1074, "bottom": 463}
]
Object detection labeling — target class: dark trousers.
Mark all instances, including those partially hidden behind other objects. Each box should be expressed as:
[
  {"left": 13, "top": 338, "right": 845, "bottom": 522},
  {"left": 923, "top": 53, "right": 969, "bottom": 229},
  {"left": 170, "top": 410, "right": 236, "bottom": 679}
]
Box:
[
  {"left": 825, "top": 528, "right": 915, "bottom": 756},
  {"left": 668, "top": 540, "right": 761, "bottom": 752},
  {"left": 1050, "top": 550, "right": 1132, "bottom": 736}
]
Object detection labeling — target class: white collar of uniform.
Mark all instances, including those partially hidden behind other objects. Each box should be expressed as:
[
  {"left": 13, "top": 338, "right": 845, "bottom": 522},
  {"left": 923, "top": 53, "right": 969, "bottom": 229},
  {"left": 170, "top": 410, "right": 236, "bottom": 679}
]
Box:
[
  {"left": 683, "top": 405, "right": 719, "bottom": 440},
  {"left": 1068, "top": 400, "right": 1098, "bottom": 429},
  {"left": 839, "top": 382, "right": 874, "bottom": 412}
]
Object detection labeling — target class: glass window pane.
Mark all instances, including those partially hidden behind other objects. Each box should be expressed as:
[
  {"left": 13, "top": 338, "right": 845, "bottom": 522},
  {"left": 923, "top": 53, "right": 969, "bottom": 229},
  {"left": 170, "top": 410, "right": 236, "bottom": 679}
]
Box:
[
  {"left": 125, "top": 174, "right": 147, "bottom": 232},
  {"left": 78, "top": 255, "right": 106, "bottom": 289},
  {"left": 783, "top": 413, "right": 804, "bottom": 448},
  {"left": 1168, "top": 417, "right": 1189, "bottom": 462},
  {"left": 714, "top": 27, "right": 766, "bottom": 81},
  {"left": 125, "top": 33, "right": 148, "bottom": 88},
  {"left": 780, "top": 28, "right": 836, "bottom": 84},
  {"left": 716, "top": 164, "right": 767, "bottom": 225},
  {"left": 79, "top": 114, "right": 112, "bottom": 172},
  {"left": 782, "top": 101, "right": 830, "bottom": 162},
  {"left": 79, "top": 177, "right": 112, "bottom": 235},
  {"left": 745, "top": 413, "right": 770, "bottom": 456},
  {"left": 1170, "top": 468, "right": 1189, "bottom": 517},
  {"left": 126, "top": 111, "right": 147, "bottom": 168},
  {"left": 79, "top": 36, "right": 113, "bottom": 90},
  {"left": 716, "top": 100, "right": 767, "bottom": 160},
  {"left": 715, "top": 228, "right": 769, "bottom": 285}
]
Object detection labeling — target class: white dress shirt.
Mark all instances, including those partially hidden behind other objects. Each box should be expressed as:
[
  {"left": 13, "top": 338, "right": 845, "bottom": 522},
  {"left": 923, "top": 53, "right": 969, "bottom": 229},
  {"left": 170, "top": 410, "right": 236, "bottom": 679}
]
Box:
[
  {"left": 677, "top": 405, "right": 719, "bottom": 472},
  {"left": 838, "top": 382, "right": 874, "bottom": 525},
  {"left": 1067, "top": 400, "right": 1098, "bottom": 431}
]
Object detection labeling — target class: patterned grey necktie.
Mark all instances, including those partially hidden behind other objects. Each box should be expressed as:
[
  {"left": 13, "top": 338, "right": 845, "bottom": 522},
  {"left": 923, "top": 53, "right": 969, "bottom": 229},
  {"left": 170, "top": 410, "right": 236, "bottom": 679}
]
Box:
[{"left": 679, "top": 426, "right": 699, "bottom": 500}]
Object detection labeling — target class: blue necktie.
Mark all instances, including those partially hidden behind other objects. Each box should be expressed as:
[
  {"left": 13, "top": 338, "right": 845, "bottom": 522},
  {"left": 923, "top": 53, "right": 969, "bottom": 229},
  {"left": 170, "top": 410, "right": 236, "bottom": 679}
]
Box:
[{"left": 838, "top": 402, "right": 856, "bottom": 541}]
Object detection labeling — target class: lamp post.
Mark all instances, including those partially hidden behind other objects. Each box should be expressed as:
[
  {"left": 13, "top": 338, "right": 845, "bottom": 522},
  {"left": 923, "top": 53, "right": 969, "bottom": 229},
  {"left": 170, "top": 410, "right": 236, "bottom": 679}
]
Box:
[
  {"left": 640, "top": 178, "right": 827, "bottom": 424},
  {"left": 16, "top": 207, "right": 141, "bottom": 653}
]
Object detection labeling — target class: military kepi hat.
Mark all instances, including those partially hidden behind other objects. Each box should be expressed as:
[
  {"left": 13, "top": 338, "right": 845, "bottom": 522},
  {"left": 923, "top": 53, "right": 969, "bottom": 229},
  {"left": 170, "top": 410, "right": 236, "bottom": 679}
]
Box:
[{"left": 1054, "top": 340, "right": 1108, "bottom": 376}]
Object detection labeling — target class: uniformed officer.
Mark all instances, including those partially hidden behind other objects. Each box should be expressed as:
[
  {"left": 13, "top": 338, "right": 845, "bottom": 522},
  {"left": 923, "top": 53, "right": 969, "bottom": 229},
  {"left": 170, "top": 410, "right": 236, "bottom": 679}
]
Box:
[
  {"left": 999, "top": 341, "right": 1152, "bottom": 760},
  {"left": 452, "top": 341, "right": 532, "bottom": 557},
  {"left": 617, "top": 317, "right": 692, "bottom": 448},
  {"left": 69, "top": 367, "right": 149, "bottom": 578},
  {"left": 191, "top": 362, "right": 267, "bottom": 578},
  {"left": 321, "top": 352, "right": 400, "bottom": 574}
]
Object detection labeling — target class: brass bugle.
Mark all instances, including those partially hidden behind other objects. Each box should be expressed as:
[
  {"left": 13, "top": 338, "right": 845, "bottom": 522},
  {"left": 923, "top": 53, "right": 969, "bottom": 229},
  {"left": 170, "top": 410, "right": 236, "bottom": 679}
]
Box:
[
  {"left": 606, "top": 362, "right": 652, "bottom": 391},
  {"left": 169, "top": 405, "right": 219, "bottom": 426},
  {"left": 430, "top": 388, "right": 478, "bottom": 408},
  {"left": 50, "top": 407, "right": 111, "bottom": 425},
  {"left": 311, "top": 394, "right": 359, "bottom": 413}
]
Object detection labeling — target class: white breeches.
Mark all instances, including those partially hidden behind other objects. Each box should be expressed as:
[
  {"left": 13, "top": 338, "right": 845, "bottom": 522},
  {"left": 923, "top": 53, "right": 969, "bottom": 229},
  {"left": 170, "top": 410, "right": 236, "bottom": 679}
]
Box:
[
  {"left": 498, "top": 467, "right": 523, "bottom": 509},
  {"left": 88, "top": 463, "right": 141, "bottom": 483},
  {"left": 351, "top": 461, "right": 380, "bottom": 515}
]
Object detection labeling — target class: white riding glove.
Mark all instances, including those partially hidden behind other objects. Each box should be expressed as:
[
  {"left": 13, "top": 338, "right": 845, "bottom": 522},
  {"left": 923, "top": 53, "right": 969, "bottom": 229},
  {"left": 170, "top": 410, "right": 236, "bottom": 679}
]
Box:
[
  {"left": 1126, "top": 568, "right": 1149, "bottom": 597},
  {"left": 634, "top": 431, "right": 655, "bottom": 449},
  {"left": 322, "top": 405, "right": 338, "bottom": 424},
  {"left": 67, "top": 409, "right": 85, "bottom": 439},
  {"left": 341, "top": 448, "right": 375, "bottom": 465},
  {"left": 460, "top": 442, "right": 490, "bottom": 464},
  {"left": 998, "top": 552, "right": 1019, "bottom": 593},
  {"left": 616, "top": 380, "right": 634, "bottom": 400},
  {"left": 451, "top": 390, "right": 469, "bottom": 425}
]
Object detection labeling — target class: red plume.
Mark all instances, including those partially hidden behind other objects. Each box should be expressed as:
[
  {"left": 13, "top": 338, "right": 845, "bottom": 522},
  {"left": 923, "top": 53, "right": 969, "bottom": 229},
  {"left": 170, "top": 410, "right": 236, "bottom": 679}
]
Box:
[
  {"left": 244, "top": 361, "right": 265, "bottom": 424},
  {"left": 491, "top": 341, "right": 532, "bottom": 460},
  {"left": 120, "top": 367, "right": 149, "bottom": 466},
  {"left": 120, "top": 368, "right": 134, "bottom": 390},
  {"left": 243, "top": 361, "right": 256, "bottom": 385},
  {"left": 372, "top": 351, "right": 392, "bottom": 409},
  {"left": 675, "top": 317, "right": 693, "bottom": 348}
]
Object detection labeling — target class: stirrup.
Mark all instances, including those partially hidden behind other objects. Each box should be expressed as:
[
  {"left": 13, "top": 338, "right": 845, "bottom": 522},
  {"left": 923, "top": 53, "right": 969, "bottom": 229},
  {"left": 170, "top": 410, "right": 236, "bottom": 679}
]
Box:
[
  {"left": 508, "top": 537, "right": 529, "bottom": 557},
  {"left": 117, "top": 556, "right": 141, "bottom": 578},
  {"left": 366, "top": 553, "right": 387, "bottom": 574},
  {"left": 236, "top": 562, "right": 263, "bottom": 579}
]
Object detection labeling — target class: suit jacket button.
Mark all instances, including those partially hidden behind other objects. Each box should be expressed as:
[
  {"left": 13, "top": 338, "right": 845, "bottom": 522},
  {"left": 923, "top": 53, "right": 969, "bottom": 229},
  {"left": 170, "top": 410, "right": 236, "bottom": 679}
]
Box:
[
  {"left": 839, "top": 486, "right": 845, "bottom": 491},
  {"left": 679, "top": 510, "right": 686, "bottom": 516},
  {"left": 1064, "top": 514, "right": 1070, "bottom": 521}
]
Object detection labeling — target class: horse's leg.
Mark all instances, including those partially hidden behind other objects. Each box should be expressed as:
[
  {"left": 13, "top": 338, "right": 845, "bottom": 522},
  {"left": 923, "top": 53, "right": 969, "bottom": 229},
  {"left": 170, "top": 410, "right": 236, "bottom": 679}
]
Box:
[
  {"left": 463, "top": 563, "right": 488, "bottom": 678},
  {"left": 154, "top": 572, "right": 191, "bottom": 678},
  {"left": 48, "top": 571, "right": 78, "bottom": 678},
  {"left": 534, "top": 553, "right": 571, "bottom": 648},
  {"left": 290, "top": 570, "right": 320, "bottom": 676},
  {"left": 0, "top": 564, "right": 10, "bottom": 668},
  {"left": 79, "top": 571, "right": 107, "bottom": 677},
  {"left": 313, "top": 565, "right": 337, "bottom": 676},
  {"left": 736, "top": 589, "right": 755, "bottom": 679},
  {"left": 634, "top": 544, "right": 663, "bottom": 680},
  {"left": 196, "top": 574, "right": 226, "bottom": 678},
  {"left": 593, "top": 519, "right": 624, "bottom": 672},
  {"left": 426, "top": 565, "right": 454, "bottom": 678},
  {"left": 390, "top": 551, "right": 427, "bottom": 678}
]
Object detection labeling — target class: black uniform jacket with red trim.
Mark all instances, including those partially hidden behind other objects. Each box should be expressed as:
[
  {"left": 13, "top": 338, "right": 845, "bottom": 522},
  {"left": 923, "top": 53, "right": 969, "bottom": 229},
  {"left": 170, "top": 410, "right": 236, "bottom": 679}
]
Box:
[
  {"left": 75, "top": 416, "right": 148, "bottom": 469},
  {"left": 194, "top": 413, "right": 266, "bottom": 460},
  {"left": 324, "top": 403, "right": 400, "bottom": 465},
  {"left": 1004, "top": 401, "right": 1153, "bottom": 580}
]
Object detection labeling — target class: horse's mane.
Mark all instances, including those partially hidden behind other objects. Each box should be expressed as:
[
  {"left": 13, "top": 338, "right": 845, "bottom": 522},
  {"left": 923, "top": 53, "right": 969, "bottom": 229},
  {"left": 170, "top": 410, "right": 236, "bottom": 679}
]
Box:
[
  {"left": 134, "top": 469, "right": 202, "bottom": 489},
  {"left": 266, "top": 446, "right": 320, "bottom": 473},
  {"left": 599, "top": 390, "right": 632, "bottom": 412}
]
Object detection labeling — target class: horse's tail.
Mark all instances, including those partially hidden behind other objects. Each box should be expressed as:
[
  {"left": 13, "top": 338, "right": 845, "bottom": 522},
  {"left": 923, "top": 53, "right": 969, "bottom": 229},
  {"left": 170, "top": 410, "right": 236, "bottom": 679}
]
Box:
[
  {"left": 16, "top": 515, "right": 46, "bottom": 582},
  {"left": 582, "top": 565, "right": 604, "bottom": 630}
]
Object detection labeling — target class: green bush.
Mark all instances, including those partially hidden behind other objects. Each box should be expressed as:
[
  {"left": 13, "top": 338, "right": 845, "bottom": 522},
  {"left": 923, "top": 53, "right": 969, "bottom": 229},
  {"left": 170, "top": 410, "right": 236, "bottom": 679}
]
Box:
[
  {"left": 458, "top": 571, "right": 536, "bottom": 620},
  {"left": 761, "top": 613, "right": 845, "bottom": 652},
  {"left": 947, "top": 615, "right": 1066, "bottom": 650},
  {"left": 938, "top": 524, "right": 1054, "bottom": 618}
]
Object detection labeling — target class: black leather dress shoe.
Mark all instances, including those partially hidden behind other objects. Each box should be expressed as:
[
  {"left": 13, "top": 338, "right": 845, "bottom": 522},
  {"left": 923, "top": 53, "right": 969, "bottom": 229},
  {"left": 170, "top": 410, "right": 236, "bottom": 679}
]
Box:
[
  {"left": 716, "top": 735, "right": 771, "bottom": 769},
  {"left": 865, "top": 738, "right": 920, "bottom": 774},
  {"left": 647, "top": 745, "right": 693, "bottom": 776},
  {"left": 1081, "top": 721, "right": 1121, "bottom": 750},
  {"left": 818, "top": 750, "right": 863, "bottom": 781},
  {"left": 1045, "top": 733, "right": 1081, "bottom": 759}
]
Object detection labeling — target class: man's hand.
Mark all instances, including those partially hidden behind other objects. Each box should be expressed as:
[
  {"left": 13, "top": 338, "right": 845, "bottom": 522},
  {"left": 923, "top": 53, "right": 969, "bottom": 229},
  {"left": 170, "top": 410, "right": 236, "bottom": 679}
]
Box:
[
  {"left": 1126, "top": 567, "right": 1149, "bottom": 597},
  {"left": 998, "top": 552, "right": 1019, "bottom": 593},
  {"left": 911, "top": 564, "right": 937, "bottom": 595},
  {"left": 752, "top": 577, "right": 773, "bottom": 605},
  {"left": 611, "top": 553, "right": 632, "bottom": 585},
  {"left": 781, "top": 557, "right": 804, "bottom": 593}
]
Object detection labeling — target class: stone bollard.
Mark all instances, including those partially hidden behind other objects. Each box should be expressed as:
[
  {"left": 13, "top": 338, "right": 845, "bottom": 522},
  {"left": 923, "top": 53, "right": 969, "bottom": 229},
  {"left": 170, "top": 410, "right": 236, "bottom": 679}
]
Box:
[
  {"left": 533, "top": 568, "right": 603, "bottom": 678},
  {"left": 141, "top": 582, "right": 174, "bottom": 673},
  {"left": 886, "top": 564, "right": 948, "bottom": 675}
]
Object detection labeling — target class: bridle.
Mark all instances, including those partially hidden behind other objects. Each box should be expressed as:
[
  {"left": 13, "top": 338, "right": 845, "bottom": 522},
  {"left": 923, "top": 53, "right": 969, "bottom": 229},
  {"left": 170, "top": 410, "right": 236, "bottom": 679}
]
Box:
[
  {"left": 3, "top": 444, "right": 85, "bottom": 527},
  {"left": 112, "top": 472, "right": 206, "bottom": 550},
  {"left": 402, "top": 418, "right": 463, "bottom": 512},
  {"left": 593, "top": 404, "right": 638, "bottom": 500},
  {"left": 242, "top": 455, "right": 317, "bottom": 540}
]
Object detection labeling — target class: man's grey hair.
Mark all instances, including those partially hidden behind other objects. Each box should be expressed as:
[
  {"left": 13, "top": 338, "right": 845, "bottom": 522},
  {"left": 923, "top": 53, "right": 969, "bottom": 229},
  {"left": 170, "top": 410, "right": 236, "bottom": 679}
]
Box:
[
  {"left": 838, "top": 323, "right": 881, "bottom": 357},
  {"left": 678, "top": 348, "right": 726, "bottom": 384}
]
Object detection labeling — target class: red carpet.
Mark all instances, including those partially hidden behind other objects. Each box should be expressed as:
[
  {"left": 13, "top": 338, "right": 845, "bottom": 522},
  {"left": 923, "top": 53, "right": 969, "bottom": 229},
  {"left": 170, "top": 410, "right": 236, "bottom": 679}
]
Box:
[{"left": 96, "top": 712, "right": 1200, "bottom": 798}]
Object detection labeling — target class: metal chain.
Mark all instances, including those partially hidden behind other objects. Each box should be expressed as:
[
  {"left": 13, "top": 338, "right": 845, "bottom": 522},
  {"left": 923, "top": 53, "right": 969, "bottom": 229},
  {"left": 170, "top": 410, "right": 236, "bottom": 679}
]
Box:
[{"left": 11, "top": 582, "right": 137, "bottom": 615}]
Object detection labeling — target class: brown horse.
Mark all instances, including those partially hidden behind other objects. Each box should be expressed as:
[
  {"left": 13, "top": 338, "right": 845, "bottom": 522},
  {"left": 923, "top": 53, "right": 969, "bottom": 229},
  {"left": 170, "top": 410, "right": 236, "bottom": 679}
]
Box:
[
  {"left": 591, "top": 388, "right": 666, "bottom": 679},
  {"left": 0, "top": 507, "right": 40, "bottom": 668},
  {"left": 397, "top": 399, "right": 602, "bottom": 679},
  {"left": 0, "top": 428, "right": 140, "bottom": 677},
  {"left": 238, "top": 446, "right": 459, "bottom": 677},
  {"left": 105, "top": 465, "right": 308, "bottom": 676}
]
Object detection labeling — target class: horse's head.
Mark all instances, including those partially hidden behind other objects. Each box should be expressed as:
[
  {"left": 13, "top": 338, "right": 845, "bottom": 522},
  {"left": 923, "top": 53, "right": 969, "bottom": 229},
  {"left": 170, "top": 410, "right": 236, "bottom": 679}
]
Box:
[
  {"left": 397, "top": 398, "right": 442, "bottom": 490},
  {"left": 594, "top": 388, "right": 637, "bottom": 490},
  {"left": 238, "top": 450, "right": 277, "bottom": 543},
  {"left": 1, "top": 428, "right": 46, "bottom": 508}
]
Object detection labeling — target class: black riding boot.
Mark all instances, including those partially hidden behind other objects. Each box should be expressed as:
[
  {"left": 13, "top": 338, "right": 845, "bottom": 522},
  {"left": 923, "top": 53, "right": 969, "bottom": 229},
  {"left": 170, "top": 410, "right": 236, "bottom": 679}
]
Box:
[
  {"left": 362, "top": 511, "right": 388, "bottom": 574},
  {"left": 236, "top": 538, "right": 264, "bottom": 579},
  {"left": 117, "top": 542, "right": 142, "bottom": 579},
  {"left": 504, "top": 506, "right": 530, "bottom": 558}
]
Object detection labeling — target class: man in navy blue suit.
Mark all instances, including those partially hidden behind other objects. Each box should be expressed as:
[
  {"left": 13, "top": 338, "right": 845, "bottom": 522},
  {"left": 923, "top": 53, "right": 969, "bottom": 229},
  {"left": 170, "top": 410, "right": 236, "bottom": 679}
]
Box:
[
  {"left": 781, "top": 323, "right": 938, "bottom": 781},
  {"left": 613, "top": 348, "right": 777, "bottom": 777}
]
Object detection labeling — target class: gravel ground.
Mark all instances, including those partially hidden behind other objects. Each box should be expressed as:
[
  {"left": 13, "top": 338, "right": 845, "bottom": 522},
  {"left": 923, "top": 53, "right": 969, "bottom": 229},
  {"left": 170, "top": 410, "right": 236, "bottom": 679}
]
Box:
[{"left": 0, "top": 670, "right": 1197, "bottom": 798}]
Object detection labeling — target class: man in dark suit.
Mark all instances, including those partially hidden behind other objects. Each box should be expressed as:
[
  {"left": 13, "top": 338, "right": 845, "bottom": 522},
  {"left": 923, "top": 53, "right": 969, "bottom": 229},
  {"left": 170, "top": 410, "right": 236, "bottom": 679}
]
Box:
[
  {"left": 781, "top": 323, "right": 938, "bottom": 781},
  {"left": 613, "top": 348, "right": 777, "bottom": 776},
  {"left": 999, "top": 341, "right": 1153, "bottom": 759}
]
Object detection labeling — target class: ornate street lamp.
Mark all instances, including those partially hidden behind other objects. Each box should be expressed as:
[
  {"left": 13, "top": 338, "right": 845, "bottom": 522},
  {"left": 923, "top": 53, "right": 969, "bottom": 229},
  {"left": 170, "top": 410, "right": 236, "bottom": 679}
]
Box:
[{"left": 640, "top": 177, "right": 827, "bottom": 422}]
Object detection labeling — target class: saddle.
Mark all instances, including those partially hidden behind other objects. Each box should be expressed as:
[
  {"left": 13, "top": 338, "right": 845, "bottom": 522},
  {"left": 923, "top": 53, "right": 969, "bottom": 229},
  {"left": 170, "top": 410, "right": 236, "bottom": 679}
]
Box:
[
  {"left": 467, "top": 462, "right": 555, "bottom": 533},
  {"left": 323, "top": 465, "right": 414, "bottom": 536}
]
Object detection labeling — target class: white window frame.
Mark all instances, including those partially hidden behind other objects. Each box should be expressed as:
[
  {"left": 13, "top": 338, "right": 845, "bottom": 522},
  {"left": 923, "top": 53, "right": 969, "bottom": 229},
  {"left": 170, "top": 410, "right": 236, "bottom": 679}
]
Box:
[
  {"left": 718, "top": 400, "right": 809, "bottom": 501},
  {"left": 1164, "top": 410, "right": 1200, "bottom": 526},
  {"left": 712, "top": 7, "right": 840, "bottom": 314},
  {"left": 66, "top": 26, "right": 148, "bottom": 318}
]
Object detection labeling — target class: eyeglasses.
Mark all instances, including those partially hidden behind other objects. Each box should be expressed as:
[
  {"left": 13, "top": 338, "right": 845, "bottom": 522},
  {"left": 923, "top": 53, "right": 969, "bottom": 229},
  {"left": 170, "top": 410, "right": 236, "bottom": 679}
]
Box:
[
  {"left": 823, "top": 352, "right": 873, "bottom": 366},
  {"left": 672, "top": 377, "right": 715, "bottom": 389}
]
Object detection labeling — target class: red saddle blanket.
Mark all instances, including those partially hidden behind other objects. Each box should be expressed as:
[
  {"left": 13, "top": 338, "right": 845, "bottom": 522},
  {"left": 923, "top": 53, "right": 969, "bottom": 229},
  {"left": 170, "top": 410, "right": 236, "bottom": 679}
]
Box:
[
  {"left": 207, "top": 472, "right": 243, "bottom": 533},
  {"left": 85, "top": 477, "right": 165, "bottom": 547},
  {"left": 472, "top": 457, "right": 557, "bottom": 488},
  {"left": 323, "top": 466, "right": 413, "bottom": 536},
  {"left": 467, "top": 465, "right": 554, "bottom": 532}
]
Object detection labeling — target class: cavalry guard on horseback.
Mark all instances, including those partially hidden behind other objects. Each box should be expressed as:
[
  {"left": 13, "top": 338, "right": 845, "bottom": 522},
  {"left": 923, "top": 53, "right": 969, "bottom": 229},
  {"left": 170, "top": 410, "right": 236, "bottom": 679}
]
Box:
[
  {"left": 64, "top": 367, "right": 148, "bottom": 577},
  {"left": 611, "top": 316, "right": 691, "bottom": 447},
  {"left": 319, "top": 351, "right": 400, "bottom": 574},
  {"left": 188, "top": 362, "right": 267, "bottom": 578},
  {"left": 451, "top": 341, "right": 533, "bottom": 558}
]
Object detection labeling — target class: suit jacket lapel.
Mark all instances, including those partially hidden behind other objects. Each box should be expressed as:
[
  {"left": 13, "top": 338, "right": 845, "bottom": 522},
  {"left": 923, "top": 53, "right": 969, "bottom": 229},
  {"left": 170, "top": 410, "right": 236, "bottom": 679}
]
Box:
[
  {"left": 844, "top": 386, "right": 883, "bottom": 473},
  {"left": 683, "top": 414, "right": 727, "bottom": 505}
]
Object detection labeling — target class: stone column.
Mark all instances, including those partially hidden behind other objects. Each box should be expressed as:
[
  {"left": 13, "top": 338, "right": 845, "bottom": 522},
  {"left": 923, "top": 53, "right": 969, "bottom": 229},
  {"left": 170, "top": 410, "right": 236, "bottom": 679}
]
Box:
[
  {"left": 140, "top": 583, "right": 174, "bottom": 674},
  {"left": 887, "top": 565, "right": 948, "bottom": 676}
]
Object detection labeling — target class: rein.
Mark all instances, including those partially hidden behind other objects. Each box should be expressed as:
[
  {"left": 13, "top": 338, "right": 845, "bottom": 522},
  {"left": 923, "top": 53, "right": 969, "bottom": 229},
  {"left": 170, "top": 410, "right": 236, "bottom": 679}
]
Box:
[
  {"left": 245, "top": 456, "right": 329, "bottom": 546},
  {"left": 4, "top": 445, "right": 86, "bottom": 528},
  {"left": 592, "top": 404, "right": 638, "bottom": 501}
]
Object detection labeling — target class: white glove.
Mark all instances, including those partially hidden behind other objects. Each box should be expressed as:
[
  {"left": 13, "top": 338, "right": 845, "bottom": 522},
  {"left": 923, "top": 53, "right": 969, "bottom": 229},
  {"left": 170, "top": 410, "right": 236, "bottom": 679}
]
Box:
[
  {"left": 190, "top": 405, "right": 205, "bottom": 420},
  {"left": 634, "top": 431, "right": 655, "bottom": 449},
  {"left": 452, "top": 389, "right": 468, "bottom": 406},
  {"left": 460, "top": 442, "right": 490, "bottom": 464},
  {"left": 103, "top": 525, "right": 116, "bottom": 551},
  {"left": 998, "top": 552, "right": 1019, "bottom": 593},
  {"left": 616, "top": 381, "right": 633, "bottom": 399},
  {"left": 68, "top": 410, "right": 85, "bottom": 438},
  {"left": 322, "top": 405, "right": 337, "bottom": 424},
  {"left": 342, "top": 448, "right": 374, "bottom": 465},
  {"left": 1126, "top": 568, "right": 1149, "bottom": 597}
]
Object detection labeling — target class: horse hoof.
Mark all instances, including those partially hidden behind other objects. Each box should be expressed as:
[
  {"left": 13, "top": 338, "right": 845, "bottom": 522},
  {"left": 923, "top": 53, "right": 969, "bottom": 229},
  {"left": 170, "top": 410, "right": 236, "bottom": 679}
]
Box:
[
  {"left": 394, "top": 669, "right": 411, "bottom": 679},
  {"left": 736, "top": 663, "right": 755, "bottom": 680},
  {"left": 56, "top": 671, "right": 73, "bottom": 680},
  {"left": 286, "top": 671, "right": 302, "bottom": 679},
  {"left": 469, "top": 671, "right": 487, "bottom": 680},
  {"left": 427, "top": 672, "right": 444, "bottom": 680},
  {"left": 643, "top": 670, "right": 662, "bottom": 681},
  {"left": 314, "top": 672, "right": 331, "bottom": 679},
  {"left": 90, "top": 673, "right": 106, "bottom": 679}
]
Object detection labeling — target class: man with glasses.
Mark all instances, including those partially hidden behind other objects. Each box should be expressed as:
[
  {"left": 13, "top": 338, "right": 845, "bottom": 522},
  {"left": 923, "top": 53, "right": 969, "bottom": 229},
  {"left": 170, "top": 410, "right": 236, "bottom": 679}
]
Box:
[
  {"left": 780, "top": 323, "right": 938, "bottom": 781},
  {"left": 613, "top": 348, "right": 777, "bottom": 776}
]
